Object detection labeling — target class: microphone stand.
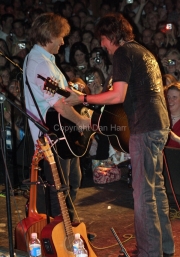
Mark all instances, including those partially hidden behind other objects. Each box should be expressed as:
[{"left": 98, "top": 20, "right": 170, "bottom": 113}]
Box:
[
  {"left": 0, "top": 50, "right": 23, "bottom": 73},
  {"left": 0, "top": 50, "right": 24, "bottom": 107},
  {"left": 0, "top": 92, "right": 49, "bottom": 257},
  {"left": 0, "top": 50, "right": 31, "bottom": 190}
]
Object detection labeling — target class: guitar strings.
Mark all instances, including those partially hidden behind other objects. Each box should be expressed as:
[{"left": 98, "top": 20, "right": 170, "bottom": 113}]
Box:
[{"left": 47, "top": 134, "right": 81, "bottom": 224}]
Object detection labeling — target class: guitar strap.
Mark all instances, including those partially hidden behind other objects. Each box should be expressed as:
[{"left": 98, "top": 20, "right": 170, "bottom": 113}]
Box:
[{"left": 25, "top": 55, "right": 46, "bottom": 126}]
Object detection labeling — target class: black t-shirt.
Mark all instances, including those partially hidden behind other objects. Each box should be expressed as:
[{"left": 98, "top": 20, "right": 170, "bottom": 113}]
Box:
[{"left": 113, "top": 41, "right": 170, "bottom": 134}]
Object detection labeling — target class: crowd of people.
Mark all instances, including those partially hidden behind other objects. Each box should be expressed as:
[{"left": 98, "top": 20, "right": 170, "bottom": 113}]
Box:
[{"left": 0, "top": 0, "right": 179, "bottom": 256}]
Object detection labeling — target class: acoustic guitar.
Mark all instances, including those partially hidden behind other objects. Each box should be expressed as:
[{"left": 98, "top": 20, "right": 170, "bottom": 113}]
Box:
[
  {"left": 38, "top": 74, "right": 130, "bottom": 153},
  {"left": 38, "top": 136, "right": 97, "bottom": 257},
  {"left": 14, "top": 146, "right": 52, "bottom": 255}
]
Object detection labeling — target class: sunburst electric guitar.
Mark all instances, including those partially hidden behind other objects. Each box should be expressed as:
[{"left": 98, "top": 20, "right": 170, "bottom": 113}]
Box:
[
  {"left": 38, "top": 136, "right": 97, "bottom": 257},
  {"left": 38, "top": 74, "right": 130, "bottom": 153}
]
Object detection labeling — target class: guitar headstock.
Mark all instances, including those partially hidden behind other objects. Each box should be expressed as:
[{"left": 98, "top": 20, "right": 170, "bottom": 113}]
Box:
[
  {"left": 36, "top": 136, "right": 55, "bottom": 164},
  {"left": 32, "top": 147, "right": 44, "bottom": 166},
  {"left": 38, "top": 74, "right": 59, "bottom": 95},
  {"left": 37, "top": 74, "right": 71, "bottom": 97}
]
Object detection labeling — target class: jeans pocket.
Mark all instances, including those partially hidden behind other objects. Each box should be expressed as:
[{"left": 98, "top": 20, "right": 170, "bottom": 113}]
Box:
[{"left": 147, "top": 130, "right": 169, "bottom": 156}]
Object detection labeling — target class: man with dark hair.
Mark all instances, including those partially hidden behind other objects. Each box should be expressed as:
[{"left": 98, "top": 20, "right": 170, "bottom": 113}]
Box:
[
  {"left": 0, "top": 13, "right": 14, "bottom": 50},
  {"left": 23, "top": 12, "right": 90, "bottom": 222},
  {"left": 64, "top": 13, "right": 175, "bottom": 257}
]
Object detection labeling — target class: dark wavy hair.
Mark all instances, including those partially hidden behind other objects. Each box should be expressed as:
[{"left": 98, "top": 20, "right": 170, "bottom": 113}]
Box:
[
  {"left": 69, "top": 41, "right": 89, "bottom": 66},
  {"left": 95, "top": 13, "right": 134, "bottom": 46}
]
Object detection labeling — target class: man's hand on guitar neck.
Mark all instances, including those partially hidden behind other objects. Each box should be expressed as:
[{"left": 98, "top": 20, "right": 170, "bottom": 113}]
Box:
[{"left": 62, "top": 87, "right": 83, "bottom": 106}]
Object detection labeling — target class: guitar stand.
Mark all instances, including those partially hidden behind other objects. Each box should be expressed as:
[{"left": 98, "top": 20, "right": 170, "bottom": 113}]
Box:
[{"left": 22, "top": 178, "right": 69, "bottom": 192}]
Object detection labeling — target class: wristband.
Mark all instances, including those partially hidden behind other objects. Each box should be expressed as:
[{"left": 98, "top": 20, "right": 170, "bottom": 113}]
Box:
[{"left": 83, "top": 94, "right": 89, "bottom": 106}]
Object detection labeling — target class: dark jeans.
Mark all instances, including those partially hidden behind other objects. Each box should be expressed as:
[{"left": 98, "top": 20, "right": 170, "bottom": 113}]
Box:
[
  {"left": 38, "top": 156, "right": 81, "bottom": 222},
  {"left": 129, "top": 129, "right": 174, "bottom": 257}
]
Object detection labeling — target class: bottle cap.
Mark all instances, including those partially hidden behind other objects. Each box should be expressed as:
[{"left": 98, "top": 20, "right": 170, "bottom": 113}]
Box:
[
  {"left": 31, "top": 233, "right": 37, "bottom": 238},
  {"left": 75, "top": 233, "right": 80, "bottom": 239}
]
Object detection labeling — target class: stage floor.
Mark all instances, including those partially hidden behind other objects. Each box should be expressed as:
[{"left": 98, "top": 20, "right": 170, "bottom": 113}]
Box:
[{"left": 0, "top": 168, "right": 180, "bottom": 257}]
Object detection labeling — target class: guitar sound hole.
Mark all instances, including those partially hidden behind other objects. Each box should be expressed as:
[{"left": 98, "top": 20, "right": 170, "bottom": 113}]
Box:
[{"left": 65, "top": 235, "right": 74, "bottom": 252}]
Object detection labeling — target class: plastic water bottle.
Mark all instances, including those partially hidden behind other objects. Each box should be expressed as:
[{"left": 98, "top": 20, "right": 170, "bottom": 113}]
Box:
[
  {"left": 73, "top": 233, "right": 88, "bottom": 256},
  {"left": 29, "top": 233, "right": 42, "bottom": 257}
]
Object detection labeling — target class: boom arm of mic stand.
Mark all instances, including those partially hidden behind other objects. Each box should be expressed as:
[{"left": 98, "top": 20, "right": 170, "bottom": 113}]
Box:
[{"left": 0, "top": 50, "right": 23, "bottom": 73}]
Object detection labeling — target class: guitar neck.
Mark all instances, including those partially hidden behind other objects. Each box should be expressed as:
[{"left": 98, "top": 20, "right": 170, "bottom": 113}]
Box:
[
  {"left": 37, "top": 74, "right": 81, "bottom": 98},
  {"left": 28, "top": 150, "right": 42, "bottom": 217},
  {"left": 50, "top": 162, "right": 74, "bottom": 238}
]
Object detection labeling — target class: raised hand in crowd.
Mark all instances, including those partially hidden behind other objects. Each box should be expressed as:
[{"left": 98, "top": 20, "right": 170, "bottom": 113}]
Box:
[{"left": 161, "top": 48, "right": 180, "bottom": 80}]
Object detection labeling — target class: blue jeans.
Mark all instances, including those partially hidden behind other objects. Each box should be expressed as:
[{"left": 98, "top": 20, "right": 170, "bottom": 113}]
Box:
[{"left": 129, "top": 129, "right": 174, "bottom": 257}]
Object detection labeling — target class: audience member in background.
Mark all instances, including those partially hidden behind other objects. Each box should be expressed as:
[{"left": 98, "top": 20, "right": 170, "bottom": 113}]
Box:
[
  {"left": 4, "top": 78, "right": 24, "bottom": 143},
  {"left": 9, "top": 55, "right": 23, "bottom": 73},
  {"left": 90, "top": 37, "right": 100, "bottom": 51},
  {"left": 82, "top": 30, "right": 94, "bottom": 53},
  {"left": 11, "top": 19, "right": 30, "bottom": 56},
  {"left": 61, "top": 63, "right": 77, "bottom": 82},
  {"left": 69, "top": 15, "right": 81, "bottom": 29},
  {"left": 153, "top": 31, "right": 166, "bottom": 49},
  {"left": 89, "top": 47, "right": 112, "bottom": 79},
  {"left": 85, "top": 67, "right": 105, "bottom": 95},
  {"left": 164, "top": 23, "right": 180, "bottom": 50},
  {"left": 146, "top": 11, "right": 159, "bottom": 32},
  {"left": 10, "top": 0, "right": 25, "bottom": 20},
  {"left": 76, "top": 8, "right": 90, "bottom": 29},
  {"left": 72, "top": 1, "right": 86, "bottom": 16},
  {"left": 70, "top": 76, "right": 90, "bottom": 95},
  {"left": 55, "top": 45, "right": 67, "bottom": 68},
  {"left": 162, "top": 73, "right": 177, "bottom": 86},
  {"left": 0, "top": 38, "right": 11, "bottom": 57},
  {"left": 0, "top": 1, "right": 5, "bottom": 16},
  {"left": 95, "top": 2, "right": 111, "bottom": 24},
  {"left": 34, "top": 0, "right": 47, "bottom": 12},
  {"left": 141, "top": 28, "right": 157, "bottom": 56},
  {"left": 24, "top": 7, "right": 44, "bottom": 29},
  {"left": 132, "top": 0, "right": 149, "bottom": 34},
  {"left": 69, "top": 41, "right": 90, "bottom": 80},
  {"left": 0, "top": 67, "right": 11, "bottom": 90},
  {"left": 158, "top": 47, "right": 167, "bottom": 60},
  {"left": 64, "top": 27, "right": 81, "bottom": 63},
  {"left": 0, "top": 13, "right": 14, "bottom": 51},
  {"left": 54, "top": 0, "right": 72, "bottom": 18},
  {"left": 161, "top": 48, "right": 180, "bottom": 80},
  {"left": 167, "top": 0, "right": 180, "bottom": 24},
  {"left": 166, "top": 82, "right": 180, "bottom": 148},
  {"left": 84, "top": 21, "right": 95, "bottom": 33}
]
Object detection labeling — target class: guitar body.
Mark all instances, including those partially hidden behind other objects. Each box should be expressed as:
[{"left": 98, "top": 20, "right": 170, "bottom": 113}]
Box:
[
  {"left": 15, "top": 214, "right": 50, "bottom": 255},
  {"left": 39, "top": 74, "right": 130, "bottom": 155},
  {"left": 14, "top": 148, "right": 53, "bottom": 256},
  {"left": 37, "top": 137, "right": 97, "bottom": 257},
  {"left": 41, "top": 216, "right": 63, "bottom": 257},
  {"left": 41, "top": 218, "right": 96, "bottom": 257},
  {"left": 46, "top": 220, "right": 96, "bottom": 257},
  {"left": 91, "top": 104, "right": 130, "bottom": 153},
  {"left": 46, "top": 109, "right": 95, "bottom": 158}
]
